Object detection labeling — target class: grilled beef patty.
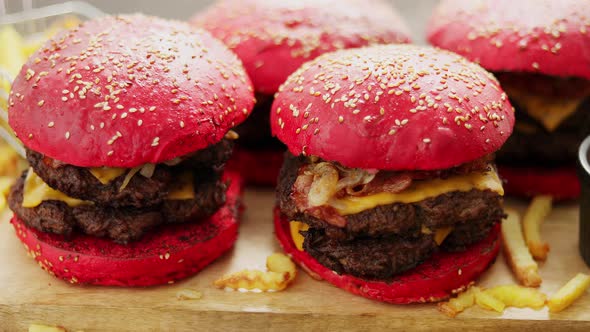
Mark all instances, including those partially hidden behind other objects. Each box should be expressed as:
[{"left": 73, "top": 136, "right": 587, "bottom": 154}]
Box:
[
  {"left": 26, "top": 139, "right": 233, "bottom": 208},
  {"left": 9, "top": 168, "right": 226, "bottom": 244},
  {"left": 277, "top": 153, "right": 504, "bottom": 280}
]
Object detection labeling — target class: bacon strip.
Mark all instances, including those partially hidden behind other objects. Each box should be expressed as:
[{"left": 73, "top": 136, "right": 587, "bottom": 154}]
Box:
[{"left": 291, "top": 156, "right": 494, "bottom": 228}]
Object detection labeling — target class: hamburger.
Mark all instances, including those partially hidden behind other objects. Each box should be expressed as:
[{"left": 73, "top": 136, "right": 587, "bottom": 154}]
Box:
[
  {"left": 6, "top": 15, "right": 255, "bottom": 286},
  {"left": 191, "top": 0, "right": 412, "bottom": 185},
  {"left": 428, "top": 0, "right": 590, "bottom": 200},
  {"left": 272, "top": 45, "right": 515, "bottom": 303}
]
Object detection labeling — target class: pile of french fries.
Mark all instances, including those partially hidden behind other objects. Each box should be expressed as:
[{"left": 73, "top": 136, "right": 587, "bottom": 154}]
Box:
[{"left": 439, "top": 196, "right": 590, "bottom": 317}]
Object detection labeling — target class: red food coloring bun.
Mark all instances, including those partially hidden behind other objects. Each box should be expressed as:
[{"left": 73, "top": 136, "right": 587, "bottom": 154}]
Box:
[
  {"left": 499, "top": 165, "right": 580, "bottom": 200},
  {"left": 274, "top": 208, "right": 500, "bottom": 304},
  {"left": 10, "top": 172, "right": 244, "bottom": 287},
  {"left": 271, "top": 44, "right": 515, "bottom": 170},
  {"left": 192, "top": 0, "right": 411, "bottom": 94},
  {"left": 226, "top": 147, "right": 284, "bottom": 186},
  {"left": 427, "top": 0, "right": 590, "bottom": 80},
  {"left": 8, "top": 14, "right": 255, "bottom": 168}
]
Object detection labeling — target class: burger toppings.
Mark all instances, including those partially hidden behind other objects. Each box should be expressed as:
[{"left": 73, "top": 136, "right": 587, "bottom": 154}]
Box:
[
  {"left": 9, "top": 140, "right": 232, "bottom": 243},
  {"left": 24, "top": 139, "right": 233, "bottom": 208},
  {"left": 22, "top": 169, "right": 89, "bottom": 208},
  {"left": 290, "top": 155, "right": 502, "bottom": 228},
  {"left": 9, "top": 166, "right": 226, "bottom": 243},
  {"left": 277, "top": 153, "right": 505, "bottom": 280}
]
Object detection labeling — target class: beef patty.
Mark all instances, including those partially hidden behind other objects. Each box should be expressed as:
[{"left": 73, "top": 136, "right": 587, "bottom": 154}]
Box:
[
  {"left": 8, "top": 168, "right": 226, "bottom": 244},
  {"left": 277, "top": 153, "right": 504, "bottom": 280},
  {"left": 27, "top": 139, "right": 233, "bottom": 208},
  {"left": 304, "top": 228, "right": 436, "bottom": 280}
]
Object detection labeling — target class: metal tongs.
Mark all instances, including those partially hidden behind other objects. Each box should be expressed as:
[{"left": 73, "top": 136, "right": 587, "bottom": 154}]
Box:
[{"left": 0, "top": 1, "right": 104, "bottom": 159}]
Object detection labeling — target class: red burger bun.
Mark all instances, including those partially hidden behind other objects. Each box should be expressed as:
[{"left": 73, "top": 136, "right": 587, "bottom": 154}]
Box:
[
  {"left": 499, "top": 165, "right": 580, "bottom": 201},
  {"left": 274, "top": 208, "right": 501, "bottom": 304},
  {"left": 271, "top": 44, "right": 515, "bottom": 170},
  {"left": 191, "top": 0, "right": 411, "bottom": 94},
  {"left": 11, "top": 171, "right": 244, "bottom": 287},
  {"left": 8, "top": 14, "right": 255, "bottom": 168},
  {"left": 427, "top": 0, "right": 590, "bottom": 80},
  {"left": 226, "top": 147, "right": 284, "bottom": 186}
]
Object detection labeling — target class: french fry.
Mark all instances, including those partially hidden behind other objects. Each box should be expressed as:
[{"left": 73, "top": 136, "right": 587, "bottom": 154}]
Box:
[
  {"left": 474, "top": 288, "right": 505, "bottom": 313},
  {"left": 214, "top": 253, "right": 297, "bottom": 291},
  {"left": 501, "top": 209, "right": 542, "bottom": 287},
  {"left": 0, "top": 26, "right": 25, "bottom": 77},
  {"left": 523, "top": 196, "right": 552, "bottom": 261},
  {"left": 547, "top": 273, "right": 590, "bottom": 313},
  {"left": 0, "top": 176, "right": 13, "bottom": 211},
  {"left": 437, "top": 286, "right": 479, "bottom": 317},
  {"left": 484, "top": 285, "right": 546, "bottom": 309},
  {"left": 176, "top": 288, "right": 202, "bottom": 300}
]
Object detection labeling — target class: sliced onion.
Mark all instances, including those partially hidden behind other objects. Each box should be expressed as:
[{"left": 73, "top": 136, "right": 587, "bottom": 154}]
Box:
[
  {"left": 307, "top": 162, "right": 339, "bottom": 207},
  {"left": 119, "top": 166, "right": 142, "bottom": 192},
  {"left": 139, "top": 163, "right": 156, "bottom": 178},
  {"left": 335, "top": 166, "right": 376, "bottom": 193},
  {"left": 163, "top": 157, "right": 183, "bottom": 166}
]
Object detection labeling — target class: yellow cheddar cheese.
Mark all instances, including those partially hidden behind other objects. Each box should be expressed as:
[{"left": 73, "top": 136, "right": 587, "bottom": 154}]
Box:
[
  {"left": 290, "top": 221, "right": 453, "bottom": 251},
  {"left": 168, "top": 172, "right": 196, "bottom": 200},
  {"left": 89, "top": 167, "right": 126, "bottom": 185},
  {"left": 22, "top": 169, "right": 89, "bottom": 208},
  {"left": 507, "top": 88, "right": 583, "bottom": 132},
  {"left": 290, "top": 221, "right": 309, "bottom": 251},
  {"left": 434, "top": 226, "right": 454, "bottom": 245},
  {"left": 328, "top": 170, "right": 503, "bottom": 215},
  {"left": 22, "top": 169, "right": 196, "bottom": 208}
]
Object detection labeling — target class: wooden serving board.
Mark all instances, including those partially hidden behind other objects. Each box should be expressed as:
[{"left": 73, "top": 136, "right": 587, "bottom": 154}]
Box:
[{"left": 0, "top": 190, "right": 589, "bottom": 331}]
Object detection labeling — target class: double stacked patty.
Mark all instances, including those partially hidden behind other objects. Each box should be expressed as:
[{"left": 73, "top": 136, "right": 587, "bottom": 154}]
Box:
[
  {"left": 277, "top": 154, "right": 505, "bottom": 280},
  {"left": 495, "top": 73, "right": 590, "bottom": 166},
  {"left": 8, "top": 139, "right": 233, "bottom": 244}
]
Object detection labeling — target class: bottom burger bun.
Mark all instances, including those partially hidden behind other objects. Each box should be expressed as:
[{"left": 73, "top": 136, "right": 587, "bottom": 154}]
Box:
[
  {"left": 11, "top": 172, "right": 244, "bottom": 287},
  {"left": 274, "top": 208, "right": 501, "bottom": 304},
  {"left": 226, "top": 148, "right": 284, "bottom": 186},
  {"left": 499, "top": 166, "right": 580, "bottom": 200}
]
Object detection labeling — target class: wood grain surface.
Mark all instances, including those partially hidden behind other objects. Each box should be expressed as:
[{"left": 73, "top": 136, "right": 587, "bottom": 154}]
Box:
[{"left": 0, "top": 190, "right": 589, "bottom": 331}]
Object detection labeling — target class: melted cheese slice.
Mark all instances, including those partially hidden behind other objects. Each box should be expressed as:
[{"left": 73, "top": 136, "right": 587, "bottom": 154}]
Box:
[
  {"left": 290, "top": 221, "right": 309, "bottom": 251},
  {"left": 168, "top": 172, "right": 195, "bottom": 200},
  {"left": 22, "top": 169, "right": 196, "bottom": 208},
  {"left": 507, "top": 88, "right": 583, "bottom": 132},
  {"left": 328, "top": 170, "right": 503, "bottom": 216},
  {"left": 289, "top": 221, "right": 453, "bottom": 252},
  {"left": 434, "top": 226, "right": 453, "bottom": 245},
  {"left": 89, "top": 167, "right": 126, "bottom": 184},
  {"left": 22, "top": 169, "right": 89, "bottom": 208}
]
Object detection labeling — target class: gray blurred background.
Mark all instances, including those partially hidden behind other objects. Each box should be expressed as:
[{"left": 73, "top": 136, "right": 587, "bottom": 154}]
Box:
[{"left": 2, "top": 0, "right": 440, "bottom": 44}]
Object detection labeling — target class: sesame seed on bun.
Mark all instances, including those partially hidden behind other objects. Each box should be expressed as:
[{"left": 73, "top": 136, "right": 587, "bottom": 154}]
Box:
[
  {"left": 427, "top": 0, "right": 590, "bottom": 80},
  {"left": 8, "top": 14, "right": 255, "bottom": 168},
  {"left": 271, "top": 44, "right": 515, "bottom": 170},
  {"left": 192, "top": 0, "right": 412, "bottom": 94}
]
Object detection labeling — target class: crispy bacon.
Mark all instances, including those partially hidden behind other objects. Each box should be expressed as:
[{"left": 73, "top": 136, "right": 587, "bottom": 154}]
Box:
[
  {"left": 345, "top": 172, "right": 412, "bottom": 196},
  {"left": 290, "top": 155, "right": 494, "bottom": 229}
]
